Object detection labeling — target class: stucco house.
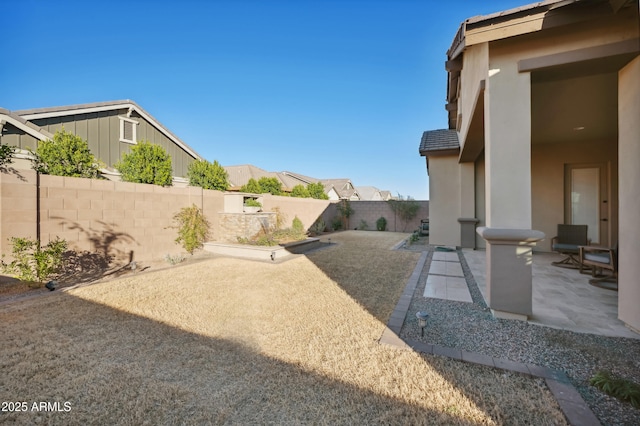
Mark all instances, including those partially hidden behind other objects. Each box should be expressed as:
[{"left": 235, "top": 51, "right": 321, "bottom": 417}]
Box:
[
  {"left": 419, "top": 0, "right": 639, "bottom": 329},
  {"left": 0, "top": 100, "right": 202, "bottom": 184}
]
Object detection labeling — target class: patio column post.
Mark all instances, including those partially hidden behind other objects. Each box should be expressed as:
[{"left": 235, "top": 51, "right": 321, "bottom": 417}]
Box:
[{"left": 479, "top": 52, "right": 544, "bottom": 320}]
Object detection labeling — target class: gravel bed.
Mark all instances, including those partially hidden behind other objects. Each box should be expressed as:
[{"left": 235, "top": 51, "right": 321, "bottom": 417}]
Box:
[{"left": 400, "top": 245, "right": 640, "bottom": 426}]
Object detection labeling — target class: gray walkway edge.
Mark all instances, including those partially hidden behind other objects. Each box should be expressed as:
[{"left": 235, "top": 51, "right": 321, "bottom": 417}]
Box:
[{"left": 379, "top": 249, "right": 601, "bottom": 426}]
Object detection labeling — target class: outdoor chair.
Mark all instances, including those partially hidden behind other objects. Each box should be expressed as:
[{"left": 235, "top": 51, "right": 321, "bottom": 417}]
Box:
[
  {"left": 551, "top": 224, "right": 589, "bottom": 268},
  {"left": 579, "top": 243, "right": 618, "bottom": 291}
]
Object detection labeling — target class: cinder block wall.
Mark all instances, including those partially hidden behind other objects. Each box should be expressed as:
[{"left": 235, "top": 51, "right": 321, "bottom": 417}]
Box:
[
  {"left": 0, "top": 170, "right": 332, "bottom": 263},
  {"left": 321, "top": 200, "right": 429, "bottom": 233}
]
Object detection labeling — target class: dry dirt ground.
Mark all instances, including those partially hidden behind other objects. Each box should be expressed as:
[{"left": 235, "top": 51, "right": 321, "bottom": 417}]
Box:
[{"left": 0, "top": 231, "right": 566, "bottom": 425}]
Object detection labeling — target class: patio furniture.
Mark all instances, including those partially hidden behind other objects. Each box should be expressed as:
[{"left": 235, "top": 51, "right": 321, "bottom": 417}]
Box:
[
  {"left": 579, "top": 243, "right": 618, "bottom": 291},
  {"left": 551, "top": 224, "right": 589, "bottom": 268}
]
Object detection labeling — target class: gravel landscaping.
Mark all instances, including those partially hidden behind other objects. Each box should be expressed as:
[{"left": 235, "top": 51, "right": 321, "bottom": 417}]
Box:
[{"left": 401, "top": 242, "right": 640, "bottom": 426}]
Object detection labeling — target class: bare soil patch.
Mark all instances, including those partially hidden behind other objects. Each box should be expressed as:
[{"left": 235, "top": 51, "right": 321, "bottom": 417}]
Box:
[{"left": 0, "top": 231, "right": 566, "bottom": 424}]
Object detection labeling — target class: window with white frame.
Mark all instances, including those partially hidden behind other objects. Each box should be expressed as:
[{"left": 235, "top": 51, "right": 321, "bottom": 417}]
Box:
[{"left": 119, "top": 116, "right": 138, "bottom": 144}]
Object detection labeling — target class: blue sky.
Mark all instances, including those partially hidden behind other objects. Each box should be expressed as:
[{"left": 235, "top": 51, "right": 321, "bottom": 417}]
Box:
[{"left": 3, "top": 0, "right": 529, "bottom": 200}]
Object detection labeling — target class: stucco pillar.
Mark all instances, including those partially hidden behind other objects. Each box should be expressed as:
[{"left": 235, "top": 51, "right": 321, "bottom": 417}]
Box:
[
  {"left": 479, "top": 57, "right": 544, "bottom": 319},
  {"left": 618, "top": 56, "right": 640, "bottom": 332},
  {"left": 458, "top": 163, "right": 478, "bottom": 248}
]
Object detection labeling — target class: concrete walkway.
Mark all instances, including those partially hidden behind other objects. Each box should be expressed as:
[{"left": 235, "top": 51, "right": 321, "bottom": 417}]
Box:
[{"left": 380, "top": 248, "right": 601, "bottom": 426}]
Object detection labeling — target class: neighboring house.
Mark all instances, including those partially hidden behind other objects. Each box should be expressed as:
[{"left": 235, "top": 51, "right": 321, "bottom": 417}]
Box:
[
  {"left": 224, "top": 164, "right": 290, "bottom": 191},
  {"left": 379, "top": 190, "right": 394, "bottom": 201},
  {"left": 419, "top": 0, "right": 639, "bottom": 328},
  {"left": 0, "top": 100, "right": 202, "bottom": 184},
  {"left": 321, "top": 179, "right": 360, "bottom": 201},
  {"left": 356, "top": 186, "right": 383, "bottom": 201}
]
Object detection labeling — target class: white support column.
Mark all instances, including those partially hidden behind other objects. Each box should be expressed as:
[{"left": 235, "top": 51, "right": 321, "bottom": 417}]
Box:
[{"left": 479, "top": 55, "right": 544, "bottom": 319}]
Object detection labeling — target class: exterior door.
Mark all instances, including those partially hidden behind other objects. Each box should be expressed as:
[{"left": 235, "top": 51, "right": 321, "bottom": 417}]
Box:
[{"left": 564, "top": 163, "right": 609, "bottom": 246}]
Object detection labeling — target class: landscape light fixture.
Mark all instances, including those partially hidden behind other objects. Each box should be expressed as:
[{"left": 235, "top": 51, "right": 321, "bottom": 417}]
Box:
[
  {"left": 416, "top": 311, "right": 429, "bottom": 337},
  {"left": 45, "top": 280, "right": 57, "bottom": 291}
]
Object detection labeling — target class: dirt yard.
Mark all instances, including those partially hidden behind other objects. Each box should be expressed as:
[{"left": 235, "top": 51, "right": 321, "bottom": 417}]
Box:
[{"left": 0, "top": 231, "right": 566, "bottom": 424}]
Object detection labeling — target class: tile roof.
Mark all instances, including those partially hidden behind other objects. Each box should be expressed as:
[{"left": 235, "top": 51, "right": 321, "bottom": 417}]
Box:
[{"left": 419, "top": 129, "right": 460, "bottom": 155}]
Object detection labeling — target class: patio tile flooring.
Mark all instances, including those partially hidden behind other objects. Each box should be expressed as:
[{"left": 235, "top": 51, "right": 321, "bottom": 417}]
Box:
[{"left": 462, "top": 249, "right": 638, "bottom": 339}]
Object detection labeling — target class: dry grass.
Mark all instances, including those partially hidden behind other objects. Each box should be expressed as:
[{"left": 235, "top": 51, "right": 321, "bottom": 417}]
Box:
[{"left": 0, "top": 231, "right": 566, "bottom": 425}]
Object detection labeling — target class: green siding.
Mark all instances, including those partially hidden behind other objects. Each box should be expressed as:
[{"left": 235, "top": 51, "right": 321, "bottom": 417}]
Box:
[{"left": 6, "top": 107, "right": 198, "bottom": 177}]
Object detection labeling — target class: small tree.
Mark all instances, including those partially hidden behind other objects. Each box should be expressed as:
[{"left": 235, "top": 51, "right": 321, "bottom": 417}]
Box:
[
  {"left": 31, "top": 129, "right": 100, "bottom": 178},
  {"left": 173, "top": 205, "right": 210, "bottom": 255},
  {"left": 257, "top": 177, "right": 282, "bottom": 195},
  {"left": 308, "top": 182, "right": 329, "bottom": 200},
  {"left": 336, "top": 199, "right": 354, "bottom": 230},
  {"left": 291, "top": 184, "right": 311, "bottom": 198},
  {"left": 241, "top": 178, "right": 262, "bottom": 194},
  {"left": 187, "top": 159, "right": 229, "bottom": 190},
  {"left": 1, "top": 236, "right": 68, "bottom": 283},
  {"left": 115, "top": 141, "right": 173, "bottom": 186},
  {"left": 388, "top": 194, "right": 420, "bottom": 232},
  {"left": 0, "top": 143, "right": 16, "bottom": 171}
]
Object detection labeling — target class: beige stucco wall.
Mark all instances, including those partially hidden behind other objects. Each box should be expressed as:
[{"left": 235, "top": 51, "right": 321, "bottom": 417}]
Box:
[
  {"left": 261, "top": 194, "right": 331, "bottom": 233},
  {"left": 474, "top": 155, "right": 486, "bottom": 249},
  {"left": 484, "top": 42, "right": 533, "bottom": 229},
  {"left": 531, "top": 139, "right": 618, "bottom": 252},
  {"left": 459, "top": 42, "right": 489, "bottom": 148},
  {"left": 427, "top": 155, "right": 461, "bottom": 246},
  {"left": 618, "top": 55, "right": 640, "bottom": 331}
]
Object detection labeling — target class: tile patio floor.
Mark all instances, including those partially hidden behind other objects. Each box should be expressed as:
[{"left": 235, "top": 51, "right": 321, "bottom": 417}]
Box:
[{"left": 423, "top": 247, "right": 637, "bottom": 339}]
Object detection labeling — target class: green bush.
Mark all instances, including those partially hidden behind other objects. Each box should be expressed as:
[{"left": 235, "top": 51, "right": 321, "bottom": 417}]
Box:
[
  {"left": 376, "top": 217, "right": 387, "bottom": 231},
  {"left": 358, "top": 219, "right": 369, "bottom": 230},
  {"left": 292, "top": 216, "right": 305, "bottom": 235},
  {"left": 337, "top": 200, "right": 354, "bottom": 230},
  {"left": 244, "top": 198, "right": 262, "bottom": 207},
  {"left": 332, "top": 217, "right": 343, "bottom": 231},
  {"left": 0, "top": 143, "right": 16, "bottom": 170},
  {"left": 31, "top": 129, "right": 101, "bottom": 178},
  {"left": 115, "top": 141, "right": 173, "bottom": 186},
  {"left": 1, "top": 237, "right": 68, "bottom": 283},
  {"left": 187, "top": 159, "right": 229, "bottom": 190},
  {"left": 309, "top": 219, "right": 325, "bottom": 235},
  {"left": 308, "top": 182, "right": 329, "bottom": 200},
  {"left": 590, "top": 371, "right": 640, "bottom": 408},
  {"left": 173, "top": 205, "right": 210, "bottom": 255},
  {"left": 291, "top": 184, "right": 311, "bottom": 198}
]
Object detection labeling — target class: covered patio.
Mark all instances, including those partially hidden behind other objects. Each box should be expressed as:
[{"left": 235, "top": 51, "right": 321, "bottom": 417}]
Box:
[{"left": 462, "top": 248, "right": 638, "bottom": 339}]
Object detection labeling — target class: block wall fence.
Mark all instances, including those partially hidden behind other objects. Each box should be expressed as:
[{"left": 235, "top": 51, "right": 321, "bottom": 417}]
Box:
[
  {"left": 0, "top": 169, "right": 428, "bottom": 264},
  {"left": 0, "top": 170, "right": 330, "bottom": 263},
  {"left": 320, "top": 200, "right": 429, "bottom": 233}
]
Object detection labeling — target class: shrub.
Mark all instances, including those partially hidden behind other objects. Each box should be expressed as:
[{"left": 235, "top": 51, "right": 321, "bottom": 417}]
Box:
[
  {"left": 257, "top": 177, "right": 282, "bottom": 195},
  {"left": 358, "top": 219, "right": 369, "bottom": 230},
  {"left": 309, "top": 219, "right": 325, "bottom": 235},
  {"left": 1, "top": 237, "right": 68, "bottom": 283},
  {"left": 31, "top": 129, "right": 101, "bottom": 178},
  {"left": 291, "top": 184, "right": 311, "bottom": 198},
  {"left": 244, "top": 198, "right": 262, "bottom": 207},
  {"left": 115, "top": 141, "right": 173, "bottom": 186},
  {"left": 337, "top": 199, "right": 354, "bottom": 230},
  {"left": 590, "top": 371, "right": 640, "bottom": 408},
  {"left": 0, "top": 143, "right": 16, "bottom": 171},
  {"left": 332, "top": 217, "right": 343, "bottom": 231},
  {"left": 173, "top": 205, "right": 210, "bottom": 255},
  {"left": 308, "top": 182, "right": 329, "bottom": 200},
  {"left": 388, "top": 195, "right": 420, "bottom": 232},
  {"left": 376, "top": 216, "right": 387, "bottom": 231},
  {"left": 240, "top": 178, "right": 262, "bottom": 194},
  {"left": 187, "top": 159, "right": 229, "bottom": 190},
  {"left": 292, "top": 216, "right": 305, "bottom": 235}
]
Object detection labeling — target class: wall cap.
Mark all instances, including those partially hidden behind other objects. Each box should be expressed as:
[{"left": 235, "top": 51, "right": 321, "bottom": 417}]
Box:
[{"left": 476, "top": 226, "right": 545, "bottom": 244}]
